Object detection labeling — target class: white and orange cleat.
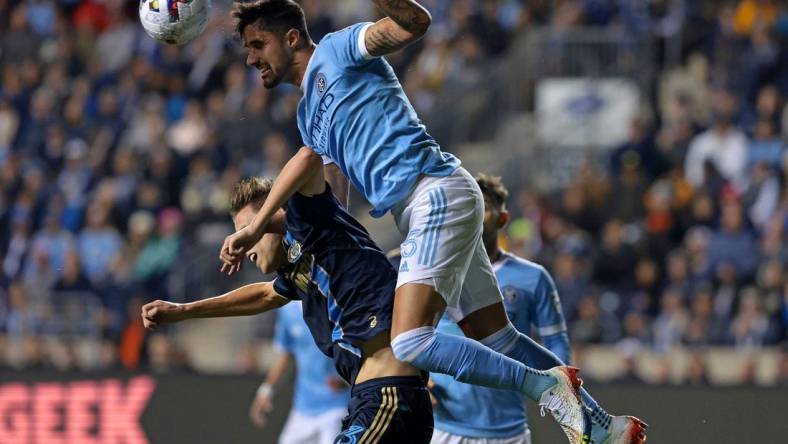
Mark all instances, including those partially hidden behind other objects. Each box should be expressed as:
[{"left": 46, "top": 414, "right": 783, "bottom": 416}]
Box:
[
  {"left": 598, "top": 416, "right": 648, "bottom": 444},
  {"left": 538, "top": 366, "right": 592, "bottom": 444}
]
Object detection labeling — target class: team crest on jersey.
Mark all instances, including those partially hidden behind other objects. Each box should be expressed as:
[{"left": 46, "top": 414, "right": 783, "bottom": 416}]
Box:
[
  {"left": 287, "top": 240, "right": 302, "bottom": 263},
  {"left": 315, "top": 73, "right": 327, "bottom": 96},
  {"left": 502, "top": 286, "right": 519, "bottom": 304}
]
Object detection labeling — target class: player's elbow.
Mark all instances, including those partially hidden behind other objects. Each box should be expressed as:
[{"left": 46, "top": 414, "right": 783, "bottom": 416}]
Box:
[
  {"left": 296, "top": 146, "right": 324, "bottom": 172},
  {"left": 410, "top": 10, "right": 432, "bottom": 38},
  {"left": 416, "top": 9, "right": 432, "bottom": 37}
]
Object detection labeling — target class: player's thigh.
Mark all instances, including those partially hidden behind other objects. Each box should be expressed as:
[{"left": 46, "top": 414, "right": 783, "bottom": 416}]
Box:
[
  {"left": 391, "top": 283, "right": 447, "bottom": 337},
  {"left": 279, "top": 410, "right": 318, "bottom": 444},
  {"left": 451, "top": 239, "right": 508, "bottom": 336}
]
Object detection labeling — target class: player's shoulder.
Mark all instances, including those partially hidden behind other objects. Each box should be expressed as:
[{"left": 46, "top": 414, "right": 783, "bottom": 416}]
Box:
[
  {"left": 321, "top": 22, "right": 370, "bottom": 42},
  {"left": 497, "top": 251, "right": 546, "bottom": 277}
]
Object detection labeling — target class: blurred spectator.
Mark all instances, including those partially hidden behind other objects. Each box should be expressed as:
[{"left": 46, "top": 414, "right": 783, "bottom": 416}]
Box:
[
  {"left": 684, "top": 352, "right": 711, "bottom": 386},
  {"left": 133, "top": 208, "right": 183, "bottom": 296},
  {"left": 708, "top": 201, "right": 758, "bottom": 279},
  {"left": 728, "top": 286, "right": 778, "bottom": 347},
  {"left": 592, "top": 219, "right": 637, "bottom": 290},
  {"left": 24, "top": 208, "right": 75, "bottom": 284},
  {"left": 684, "top": 89, "right": 748, "bottom": 190},
  {"left": 653, "top": 287, "right": 689, "bottom": 353},
  {"left": 77, "top": 202, "right": 123, "bottom": 284},
  {"left": 570, "top": 294, "right": 621, "bottom": 344}
]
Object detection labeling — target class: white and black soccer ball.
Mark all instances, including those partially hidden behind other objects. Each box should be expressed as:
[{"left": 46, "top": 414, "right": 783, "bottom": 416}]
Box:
[{"left": 139, "top": 0, "right": 211, "bottom": 45}]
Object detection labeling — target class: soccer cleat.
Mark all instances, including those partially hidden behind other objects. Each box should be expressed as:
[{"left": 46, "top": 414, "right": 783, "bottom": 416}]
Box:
[
  {"left": 538, "top": 366, "right": 591, "bottom": 444},
  {"left": 598, "top": 416, "right": 648, "bottom": 444}
]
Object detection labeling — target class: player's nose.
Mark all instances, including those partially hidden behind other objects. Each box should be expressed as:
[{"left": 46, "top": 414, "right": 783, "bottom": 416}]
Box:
[{"left": 245, "top": 52, "right": 257, "bottom": 67}]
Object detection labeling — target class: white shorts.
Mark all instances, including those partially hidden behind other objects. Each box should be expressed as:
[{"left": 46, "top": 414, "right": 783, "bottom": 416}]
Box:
[
  {"left": 431, "top": 429, "right": 532, "bottom": 444},
  {"left": 278, "top": 407, "right": 346, "bottom": 444},
  {"left": 392, "top": 167, "right": 503, "bottom": 321}
]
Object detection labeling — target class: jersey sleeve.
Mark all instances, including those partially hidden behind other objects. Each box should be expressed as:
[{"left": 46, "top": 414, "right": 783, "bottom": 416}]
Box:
[
  {"left": 531, "top": 269, "right": 572, "bottom": 363},
  {"left": 273, "top": 274, "right": 300, "bottom": 301},
  {"left": 322, "top": 22, "right": 377, "bottom": 69},
  {"left": 531, "top": 269, "right": 569, "bottom": 339},
  {"left": 272, "top": 311, "right": 294, "bottom": 352}
]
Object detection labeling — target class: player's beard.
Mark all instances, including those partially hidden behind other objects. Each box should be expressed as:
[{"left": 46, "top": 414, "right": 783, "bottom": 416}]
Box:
[
  {"left": 261, "top": 50, "right": 294, "bottom": 89},
  {"left": 260, "top": 66, "right": 281, "bottom": 89}
]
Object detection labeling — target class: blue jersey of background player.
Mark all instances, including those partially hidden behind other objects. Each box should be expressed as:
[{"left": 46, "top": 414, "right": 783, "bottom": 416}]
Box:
[
  {"left": 432, "top": 250, "right": 570, "bottom": 441},
  {"left": 430, "top": 174, "right": 570, "bottom": 444},
  {"left": 388, "top": 174, "right": 572, "bottom": 444},
  {"left": 274, "top": 301, "right": 350, "bottom": 415},
  {"left": 250, "top": 301, "right": 349, "bottom": 444}
]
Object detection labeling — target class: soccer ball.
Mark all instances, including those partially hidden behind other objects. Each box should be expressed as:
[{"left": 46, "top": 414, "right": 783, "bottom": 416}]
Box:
[{"left": 139, "top": 0, "right": 211, "bottom": 45}]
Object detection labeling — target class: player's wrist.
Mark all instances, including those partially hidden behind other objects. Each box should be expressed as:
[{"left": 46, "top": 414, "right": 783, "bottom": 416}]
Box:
[{"left": 256, "top": 383, "right": 274, "bottom": 398}]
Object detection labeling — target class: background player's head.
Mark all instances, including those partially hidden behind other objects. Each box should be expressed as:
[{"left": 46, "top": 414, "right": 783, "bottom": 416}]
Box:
[
  {"left": 233, "top": 0, "right": 312, "bottom": 88},
  {"left": 230, "top": 176, "right": 284, "bottom": 271},
  {"left": 475, "top": 173, "right": 509, "bottom": 250}
]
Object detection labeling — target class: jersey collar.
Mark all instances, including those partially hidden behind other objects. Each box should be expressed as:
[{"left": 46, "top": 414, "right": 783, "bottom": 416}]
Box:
[
  {"left": 492, "top": 249, "right": 511, "bottom": 272},
  {"left": 299, "top": 47, "right": 317, "bottom": 91}
]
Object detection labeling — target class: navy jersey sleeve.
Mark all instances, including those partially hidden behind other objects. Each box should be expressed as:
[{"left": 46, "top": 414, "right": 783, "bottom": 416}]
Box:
[
  {"left": 530, "top": 269, "right": 571, "bottom": 363},
  {"left": 321, "top": 22, "right": 377, "bottom": 69},
  {"left": 273, "top": 274, "right": 300, "bottom": 301}
]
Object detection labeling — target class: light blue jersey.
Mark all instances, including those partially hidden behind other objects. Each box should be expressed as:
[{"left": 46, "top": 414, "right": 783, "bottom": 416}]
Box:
[
  {"left": 431, "top": 252, "right": 571, "bottom": 439},
  {"left": 297, "top": 22, "right": 460, "bottom": 217},
  {"left": 274, "top": 301, "right": 349, "bottom": 416}
]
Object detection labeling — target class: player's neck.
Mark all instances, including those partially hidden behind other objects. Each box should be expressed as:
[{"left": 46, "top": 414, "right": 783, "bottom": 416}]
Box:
[
  {"left": 485, "top": 241, "right": 503, "bottom": 264},
  {"left": 291, "top": 44, "right": 316, "bottom": 89}
]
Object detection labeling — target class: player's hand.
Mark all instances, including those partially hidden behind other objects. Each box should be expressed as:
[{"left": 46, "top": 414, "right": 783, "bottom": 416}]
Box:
[
  {"left": 141, "top": 300, "right": 186, "bottom": 330},
  {"left": 249, "top": 392, "right": 273, "bottom": 428},
  {"left": 219, "top": 225, "right": 260, "bottom": 275}
]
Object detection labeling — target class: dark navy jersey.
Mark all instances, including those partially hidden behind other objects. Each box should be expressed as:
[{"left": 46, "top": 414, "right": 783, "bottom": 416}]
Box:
[{"left": 273, "top": 185, "right": 397, "bottom": 384}]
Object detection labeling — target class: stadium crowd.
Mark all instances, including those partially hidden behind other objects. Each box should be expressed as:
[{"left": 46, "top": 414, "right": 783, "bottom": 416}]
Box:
[{"left": 0, "top": 0, "right": 787, "bottom": 384}]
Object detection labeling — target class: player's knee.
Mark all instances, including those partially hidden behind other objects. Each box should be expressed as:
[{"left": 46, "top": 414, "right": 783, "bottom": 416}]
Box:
[{"left": 390, "top": 326, "right": 437, "bottom": 366}]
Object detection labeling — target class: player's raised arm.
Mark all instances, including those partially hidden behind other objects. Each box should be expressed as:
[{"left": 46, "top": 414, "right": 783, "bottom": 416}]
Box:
[
  {"left": 366, "top": 0, "right": 432, "bottom": 57},
  {"left": 220, "top": 147, "right": 324, "bottom": 273},
  {"left": 141, "top": 282, "right": 289, "bottom": 329}
]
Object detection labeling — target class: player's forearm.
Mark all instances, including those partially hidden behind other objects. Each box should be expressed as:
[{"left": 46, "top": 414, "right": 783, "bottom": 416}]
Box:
[
  {"left": 372, "top": 0, "right": 432, "bottom": 36},
  {"left": 182, "top": 283, "right": 288, "bottom": 319},
  {"left": 263, "top": 353, "right": 293, "bottom": 387},
  {"left": 249, "top": 147, "right": 323, "bottom": 236}
]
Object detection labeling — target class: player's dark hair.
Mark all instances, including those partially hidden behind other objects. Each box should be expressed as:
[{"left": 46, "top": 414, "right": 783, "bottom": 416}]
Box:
[
  {"left": 475, "top": 173, "right": 509, "bottom": 211},
  {"left": 230, "top": 177, "right": 273, "bottom": 215},
  {"left": 233, "top": 0, "right": 311, "bottom": 43}
]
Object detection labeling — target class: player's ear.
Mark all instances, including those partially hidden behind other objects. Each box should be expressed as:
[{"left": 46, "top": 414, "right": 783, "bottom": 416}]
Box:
[
  {"left": 285, "top": 28, "right": 300, "bottom": 49},
  {"left": 497, "top": 210, "right": 509, "bottom": 229}
]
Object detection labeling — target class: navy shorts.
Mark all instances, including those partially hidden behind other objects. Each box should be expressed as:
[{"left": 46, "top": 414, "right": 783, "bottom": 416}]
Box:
[{"left": 334, "top": 376, "right": 433, "bottom": 444}]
